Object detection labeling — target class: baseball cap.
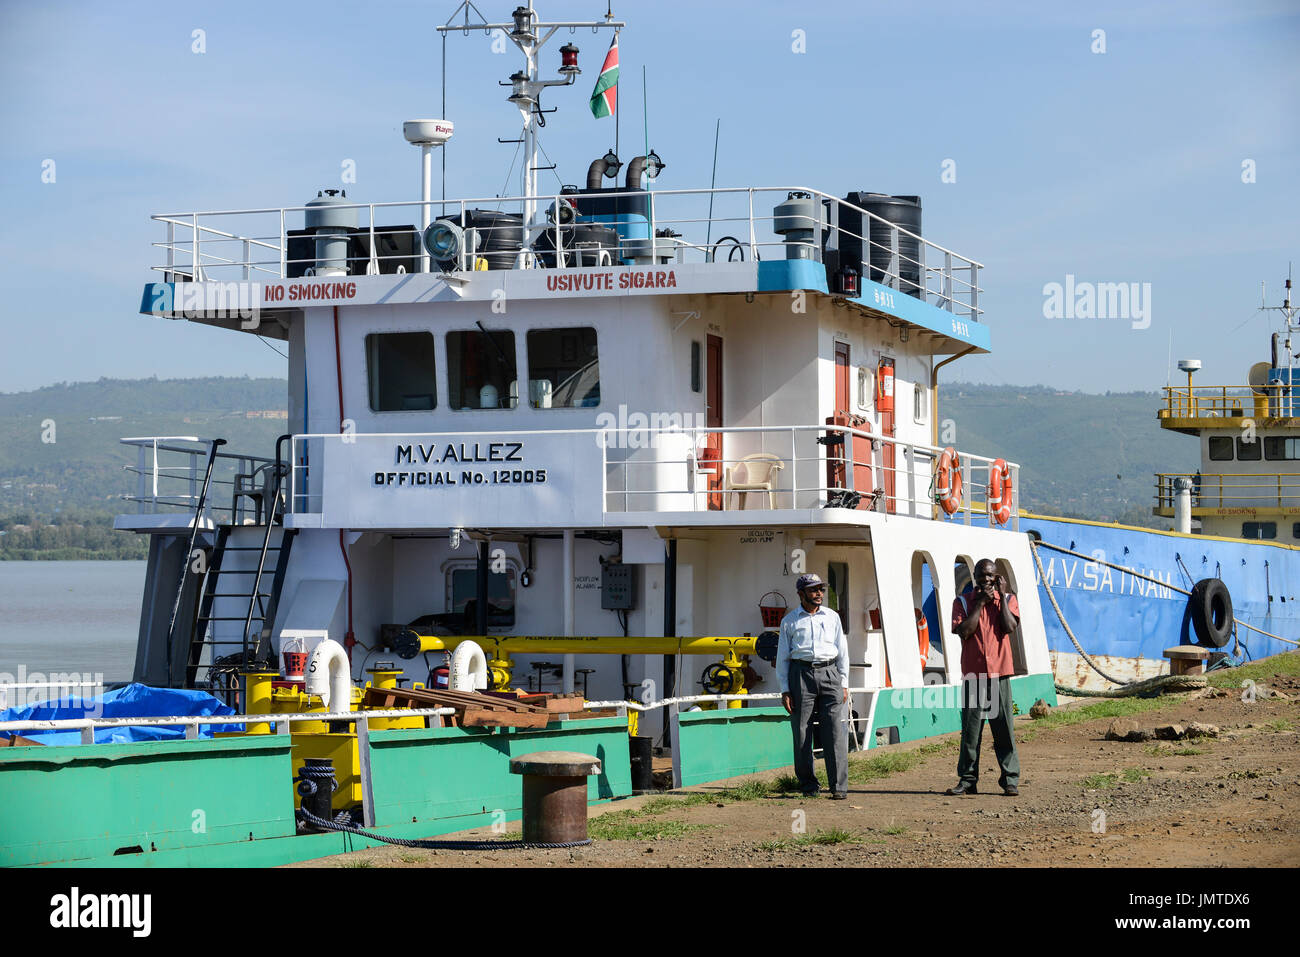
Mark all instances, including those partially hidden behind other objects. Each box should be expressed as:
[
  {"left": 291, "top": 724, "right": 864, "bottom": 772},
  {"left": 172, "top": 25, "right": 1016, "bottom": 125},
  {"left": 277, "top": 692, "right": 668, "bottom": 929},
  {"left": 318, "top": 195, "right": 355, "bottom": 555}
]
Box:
[{"left": 796, "top": 573, "right": 826, "bottom": 592}]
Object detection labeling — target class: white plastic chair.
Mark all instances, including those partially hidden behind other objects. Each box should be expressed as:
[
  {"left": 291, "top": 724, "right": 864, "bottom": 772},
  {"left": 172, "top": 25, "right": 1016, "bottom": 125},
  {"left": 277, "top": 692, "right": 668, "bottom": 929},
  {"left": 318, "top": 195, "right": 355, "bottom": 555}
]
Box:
[{"left": 724, "top": 452, "right": 785, "bottom": 509}]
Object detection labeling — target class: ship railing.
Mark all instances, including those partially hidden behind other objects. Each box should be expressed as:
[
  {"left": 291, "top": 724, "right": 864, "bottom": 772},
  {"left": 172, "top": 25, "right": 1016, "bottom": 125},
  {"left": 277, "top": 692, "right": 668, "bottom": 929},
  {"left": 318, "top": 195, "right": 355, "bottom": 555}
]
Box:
[
  {"left": 0, "top": 707, "right": 455, "bottom": 745},
  {"left": 602, "top": 424, "right": 1018, "bottom": 528},
  {"left": 150, "top": 187, "right": 983, "bottom": 320},
  {"left": 1154, "top": 471, "right": 1300, "bottom": 510},
  {"left": 120, "top": 436, "right": 277, "bottom": 526},
  {"left": 285, "top": 426, "right": 1018, "bottom": 529},
  {"left": 1160, "top": 383, "right": 1297, "bottom": 420}
]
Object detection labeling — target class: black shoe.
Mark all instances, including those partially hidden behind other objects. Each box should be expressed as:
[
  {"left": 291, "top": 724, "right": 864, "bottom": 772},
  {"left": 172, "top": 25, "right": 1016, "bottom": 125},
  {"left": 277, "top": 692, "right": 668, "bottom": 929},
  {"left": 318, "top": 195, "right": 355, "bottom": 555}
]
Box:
[
  {"left": 800, "top": 788, "right": 820, "bottom": 798},
  {"left": 945, "top": 782, "right": 977, "bottom": 795},
  {"left": 830, "top": 792, "right": 848, "bottom": 800},
  {"left": 1002, "top": 785, "right": 1019, "bottom": 797}
]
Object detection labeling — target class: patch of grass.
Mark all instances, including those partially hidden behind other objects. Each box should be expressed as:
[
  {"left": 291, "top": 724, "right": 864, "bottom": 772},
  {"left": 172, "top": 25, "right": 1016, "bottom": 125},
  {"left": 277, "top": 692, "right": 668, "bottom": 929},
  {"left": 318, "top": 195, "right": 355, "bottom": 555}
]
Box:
[
  {"left": 1172, "top": 746, "right": 1206, "bottom": 756},
  {"left": 1081, "top": 772, "right": 1119, "bottom": 789},
  {"left": 915, "top": 739, "right": 959, "bottom": 755},
  {"left": 1262, "top": 719, "right": 1294, "bottom": 733},
  {"left": 1121, "top": 767, "right": 1152, "bottom": 783},
  {"left": 792, "top": 827, "right": 863, "bottom": 846},
  {"left": 1206, "top": 650, "right": 1300, "bottom": 690},
  {"left": 882, "top": 823, "right": 910, "bottom": 835},
  {"left": 717, "top": 780, "right": 776, "bottom": 802},
  {"left": 755, "top": 839, "right": 789, "bottom": 851},
  {"left": 639, "top": 793, "right": 712, "bottom": 815},
  {"left": 1227, "top": 769, "right": 1263, "bottom": 780},
  {"left": 1032, "top": 696, "right": 1175, "bottom": 732},
  {"left": 589, "top": 813, "right": 712, "bottom": 841},
  {"left": 342, "top": 859, "right": 375, "bottom": 868},
  {"left": 773, "top": 771, "right": 828, "bottom": 793},
  {"left": 846, "top": 750, "right": 922, "bottom": 784},
  {"left": 494, "top": 831, "right": 521, "bottom": 842},
  {"left": 398, "top": 854, "right": 422, "bottom": 863}
]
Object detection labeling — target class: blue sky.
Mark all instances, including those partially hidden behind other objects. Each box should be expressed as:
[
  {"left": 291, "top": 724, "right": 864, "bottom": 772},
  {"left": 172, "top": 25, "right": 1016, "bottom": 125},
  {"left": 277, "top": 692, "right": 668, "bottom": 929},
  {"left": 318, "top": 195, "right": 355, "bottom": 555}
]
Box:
[{"left": 1, "top": 0, "right": 1297, "bottom": 394}]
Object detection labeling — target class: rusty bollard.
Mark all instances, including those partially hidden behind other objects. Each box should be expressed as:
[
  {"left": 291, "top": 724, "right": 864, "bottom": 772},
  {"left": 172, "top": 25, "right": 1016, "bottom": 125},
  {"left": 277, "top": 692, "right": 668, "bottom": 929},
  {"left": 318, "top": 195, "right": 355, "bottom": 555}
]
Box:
[{"left": 509, "top": 750, "right": 601, "bottom": 844}]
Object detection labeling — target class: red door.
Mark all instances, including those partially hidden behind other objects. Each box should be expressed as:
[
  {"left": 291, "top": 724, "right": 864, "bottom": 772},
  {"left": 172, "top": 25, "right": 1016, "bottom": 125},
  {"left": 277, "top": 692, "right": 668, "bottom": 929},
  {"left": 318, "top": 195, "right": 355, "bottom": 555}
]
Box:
[
  {"left": 705, "top": 335, "right": 723, "bottom": 510},
  {"left": 880, "top": 358, "right": 896, "bottom": 513},
  {"left": 826, "top": 343, "right": 872, "bottom": 507}
]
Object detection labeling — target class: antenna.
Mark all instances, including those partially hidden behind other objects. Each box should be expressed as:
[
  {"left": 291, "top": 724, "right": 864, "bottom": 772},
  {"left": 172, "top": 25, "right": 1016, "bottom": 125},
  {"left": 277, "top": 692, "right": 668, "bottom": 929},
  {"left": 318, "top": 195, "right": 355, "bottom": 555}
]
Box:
[{"left": 437, "top": 2, "right": 624, "bottom": 236}]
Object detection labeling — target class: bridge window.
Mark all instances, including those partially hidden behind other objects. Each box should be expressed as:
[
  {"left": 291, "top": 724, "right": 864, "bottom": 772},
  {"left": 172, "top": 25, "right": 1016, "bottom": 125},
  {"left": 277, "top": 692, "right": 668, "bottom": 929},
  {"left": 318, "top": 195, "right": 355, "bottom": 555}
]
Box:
[
  {"left": 1208, "top": 437, "right": 1233, "bottom": 461},
  {"left": 366, "top": 332, "right": 437, "bottom": 412},
  {"left": 448, "top": 329, "right": 517, "bottom": 410},
  {"left": 1242, "top": 522, "right": 1276, "bottom": 540},
  {"left": 1264, "top": 437, "right": 1300, "bottom": 460},
  {"left": 1293, "top": 522, "right": 1300, "bottom": 540},
  {"left": 1236, "top": 436, "right": 1261, "bottom": 461},
  {"left": 526, "top": 327, "right": 600, "bottom": 408}
]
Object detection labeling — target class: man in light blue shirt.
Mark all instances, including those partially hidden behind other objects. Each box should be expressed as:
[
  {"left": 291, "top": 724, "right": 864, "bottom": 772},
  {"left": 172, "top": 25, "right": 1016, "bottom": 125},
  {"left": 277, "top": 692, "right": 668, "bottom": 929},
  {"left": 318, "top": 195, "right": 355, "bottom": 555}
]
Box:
[{"left": 776, "top": 572, "right": 850, "bottom": 798}]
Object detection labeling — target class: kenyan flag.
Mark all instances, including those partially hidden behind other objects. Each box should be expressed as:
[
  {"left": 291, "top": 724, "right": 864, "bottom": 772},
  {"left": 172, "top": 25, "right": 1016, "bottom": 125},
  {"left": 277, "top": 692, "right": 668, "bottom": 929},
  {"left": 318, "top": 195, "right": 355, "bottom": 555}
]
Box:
[{"left": 589, "top": 34, "right": 619, "bottom": 118}]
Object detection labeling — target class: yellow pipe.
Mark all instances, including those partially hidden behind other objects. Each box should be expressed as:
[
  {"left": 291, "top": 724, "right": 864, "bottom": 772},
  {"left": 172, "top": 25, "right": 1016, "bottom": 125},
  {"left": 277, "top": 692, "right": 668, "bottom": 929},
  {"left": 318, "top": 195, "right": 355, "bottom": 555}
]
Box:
[
  {"left": 412, "top": 633, "right": 758, "bottom": 657},
  {"left": 243, "top": 671, "right": 277, "bottom": 735}
]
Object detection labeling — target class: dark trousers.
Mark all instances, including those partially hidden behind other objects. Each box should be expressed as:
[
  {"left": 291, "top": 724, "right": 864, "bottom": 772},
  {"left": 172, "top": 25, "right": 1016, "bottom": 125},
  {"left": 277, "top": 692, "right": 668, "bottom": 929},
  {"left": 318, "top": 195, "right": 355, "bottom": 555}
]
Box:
[
  {"left": 788, "top": 661, "right": 849, "bottom": 794},
  {"left": 957, "top": 674, "right": 1019, "bottom": 789}
]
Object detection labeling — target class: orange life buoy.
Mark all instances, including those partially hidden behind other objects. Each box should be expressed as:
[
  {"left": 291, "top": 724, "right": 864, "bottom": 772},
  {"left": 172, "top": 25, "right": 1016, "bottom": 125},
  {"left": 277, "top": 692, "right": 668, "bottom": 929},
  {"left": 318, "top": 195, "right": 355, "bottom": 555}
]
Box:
[
  {"left": 916, "top": 607, "right": 929, "bottom": 668},
  {"left": 987, "top": 458, "right": 1012, "bottom": 525},
  {"left": 935, "top": 446, "right": 962, "bottom": 515}
]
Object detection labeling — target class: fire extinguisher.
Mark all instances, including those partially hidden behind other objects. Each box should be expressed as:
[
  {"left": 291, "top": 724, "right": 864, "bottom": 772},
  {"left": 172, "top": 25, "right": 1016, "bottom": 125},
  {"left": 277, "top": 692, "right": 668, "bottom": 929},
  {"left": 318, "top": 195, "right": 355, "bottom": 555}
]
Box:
[{"left": 876, "top": 357, "right": 895, "bottom": 414}]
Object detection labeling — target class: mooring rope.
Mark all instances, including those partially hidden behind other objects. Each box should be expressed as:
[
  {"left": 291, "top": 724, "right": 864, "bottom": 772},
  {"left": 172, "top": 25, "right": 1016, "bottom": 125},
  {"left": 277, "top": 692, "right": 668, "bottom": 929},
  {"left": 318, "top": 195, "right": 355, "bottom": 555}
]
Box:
[
  {"left": 296, "top": 807, "right": 592, "bottom": 851},
  {"left": 1031, "top": 541, "right": 1134, "bottom": 687}
]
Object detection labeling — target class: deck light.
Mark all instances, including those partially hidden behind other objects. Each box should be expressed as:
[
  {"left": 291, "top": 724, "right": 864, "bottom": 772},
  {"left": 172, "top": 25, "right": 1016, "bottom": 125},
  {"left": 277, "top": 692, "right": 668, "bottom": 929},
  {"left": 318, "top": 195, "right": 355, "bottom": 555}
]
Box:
[
  {"left": 601, "top": 149, "right": 622, "bottom": 179},
  {"left": 510, "top": 5, "right": 537, "bottom": 42},
  {"left": 507, "top": 71, "right": 532, "bottom": 106},
  {"left": 644, "top": 149, "right": 664, "bottom": 180},
  {"left": 559, "top": 43, "right": 580, "bottom": 75}
]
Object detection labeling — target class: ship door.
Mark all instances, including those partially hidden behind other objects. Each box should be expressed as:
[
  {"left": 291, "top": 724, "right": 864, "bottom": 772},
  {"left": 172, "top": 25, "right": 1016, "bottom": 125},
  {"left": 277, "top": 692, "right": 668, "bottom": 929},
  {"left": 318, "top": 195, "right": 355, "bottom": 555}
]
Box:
[
  {"left": 826, "top": 342, "right": 873, "bottom": 508},
  {"left": 878, "top": 356, "right": 896, "bottom": 513},
  {"left": 704, "top": 334, "right": 723, "bottom": 510}
]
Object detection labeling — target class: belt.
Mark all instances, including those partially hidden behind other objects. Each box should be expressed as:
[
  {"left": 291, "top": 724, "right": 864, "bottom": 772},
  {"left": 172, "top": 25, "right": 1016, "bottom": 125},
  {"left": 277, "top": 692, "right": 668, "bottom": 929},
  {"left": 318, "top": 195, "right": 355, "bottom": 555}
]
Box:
[{"left": 793, "top": 659, "right": 837, "bottom": 667}]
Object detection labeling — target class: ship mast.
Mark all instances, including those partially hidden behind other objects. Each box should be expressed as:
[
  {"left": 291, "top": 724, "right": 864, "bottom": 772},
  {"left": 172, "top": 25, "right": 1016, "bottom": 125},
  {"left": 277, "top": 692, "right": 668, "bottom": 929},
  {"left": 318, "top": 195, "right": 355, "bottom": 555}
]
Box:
[{"left": 438, "top": 3, "right": 624, "bottom": 239}]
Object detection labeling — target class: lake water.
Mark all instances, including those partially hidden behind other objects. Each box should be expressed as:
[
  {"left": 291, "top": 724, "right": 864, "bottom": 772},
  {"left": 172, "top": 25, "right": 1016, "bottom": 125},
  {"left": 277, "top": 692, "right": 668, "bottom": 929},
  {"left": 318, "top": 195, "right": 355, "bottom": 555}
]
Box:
[{"left": 0, "top": 561, "right": 145, "bottom": 685}]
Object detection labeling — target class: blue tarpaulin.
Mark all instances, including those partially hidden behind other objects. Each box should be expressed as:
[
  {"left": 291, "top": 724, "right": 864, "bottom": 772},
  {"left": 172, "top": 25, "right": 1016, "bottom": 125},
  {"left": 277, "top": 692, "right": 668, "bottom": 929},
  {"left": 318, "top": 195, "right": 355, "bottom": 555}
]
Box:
[{"left": 0, "top": 683, "right": 240, "bottom": 746}]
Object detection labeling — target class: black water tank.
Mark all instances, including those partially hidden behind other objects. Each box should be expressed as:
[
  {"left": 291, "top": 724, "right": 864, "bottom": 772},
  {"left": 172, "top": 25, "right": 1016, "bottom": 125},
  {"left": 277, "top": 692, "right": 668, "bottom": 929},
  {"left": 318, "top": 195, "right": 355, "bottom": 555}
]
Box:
[
  {"left": 437, "top": 209, "right": 524, "bottom": 270},
  {"left": 533, "top": 223, "right": 621, "bottom": 268},
  {"left": 843, "top": 192, "right": 923, "bottom": 299}
]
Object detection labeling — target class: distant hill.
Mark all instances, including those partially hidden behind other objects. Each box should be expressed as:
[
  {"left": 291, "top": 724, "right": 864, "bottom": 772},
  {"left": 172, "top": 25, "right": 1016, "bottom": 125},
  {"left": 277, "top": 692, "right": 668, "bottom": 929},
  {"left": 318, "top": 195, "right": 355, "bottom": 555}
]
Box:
[
  {"left": 0, "top": 377, "right": 1196, "bottom": 551},
  {"left": 937, "top": 383, "right": 1198, "bottom": 528},
  {"left": 0, "top": 377, "right": 290, "bottom": 516}
]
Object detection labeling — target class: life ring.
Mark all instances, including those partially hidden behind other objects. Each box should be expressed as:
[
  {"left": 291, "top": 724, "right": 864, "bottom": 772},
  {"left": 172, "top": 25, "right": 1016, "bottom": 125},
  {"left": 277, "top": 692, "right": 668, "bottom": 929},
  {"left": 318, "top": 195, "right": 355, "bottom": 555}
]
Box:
[
  {"left": 916, "top": 608, "right": 929, "bottom": 667},
  {"left": 987, "top": 458, "right": 1013, "bottom": 526},
  {"left": 1189, "top": 579, "right": 1233, "bottom": 648},
  {"left": 935, "top": 446, "right": 962, "bottom": 515}
]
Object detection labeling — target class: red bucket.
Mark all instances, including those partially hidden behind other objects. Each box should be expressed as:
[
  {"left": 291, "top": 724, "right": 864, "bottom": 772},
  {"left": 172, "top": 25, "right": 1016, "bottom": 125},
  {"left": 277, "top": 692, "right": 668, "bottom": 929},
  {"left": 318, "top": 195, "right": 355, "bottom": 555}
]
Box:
[
  {"left": 283, "top": 651, "right": 309, "bottom": 680},
  {"left": 759, "top": 591, "right": 788, "bottom": 628}
]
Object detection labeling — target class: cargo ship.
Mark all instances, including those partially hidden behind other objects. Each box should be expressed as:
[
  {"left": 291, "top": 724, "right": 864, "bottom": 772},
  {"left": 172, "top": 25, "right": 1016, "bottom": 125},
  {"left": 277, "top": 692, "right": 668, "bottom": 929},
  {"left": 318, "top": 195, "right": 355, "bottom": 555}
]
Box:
[{"left": 3, "top": 1, "right": 1290, "bottom": 868}]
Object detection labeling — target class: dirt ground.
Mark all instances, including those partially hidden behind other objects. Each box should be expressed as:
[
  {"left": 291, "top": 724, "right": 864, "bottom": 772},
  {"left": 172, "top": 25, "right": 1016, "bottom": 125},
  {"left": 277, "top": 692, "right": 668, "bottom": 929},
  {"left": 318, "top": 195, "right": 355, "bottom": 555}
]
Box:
[{"left": 292, "top": 656, "right": 1300, "bottom": 868}]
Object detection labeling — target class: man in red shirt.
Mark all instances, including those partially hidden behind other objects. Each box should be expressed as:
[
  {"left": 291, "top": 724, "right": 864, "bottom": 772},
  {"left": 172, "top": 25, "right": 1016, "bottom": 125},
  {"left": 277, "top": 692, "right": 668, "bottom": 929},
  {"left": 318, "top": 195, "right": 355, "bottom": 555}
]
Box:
[{"left": 945, "top": 559, "right": 1021, "bottom": 797}]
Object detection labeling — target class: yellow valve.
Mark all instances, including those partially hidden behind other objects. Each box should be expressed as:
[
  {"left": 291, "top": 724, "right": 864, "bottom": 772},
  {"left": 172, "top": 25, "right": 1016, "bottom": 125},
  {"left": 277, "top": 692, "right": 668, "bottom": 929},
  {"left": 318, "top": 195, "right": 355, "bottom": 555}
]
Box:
[{"left": 242, "top": 671, "right": 278, "bottom": 734}]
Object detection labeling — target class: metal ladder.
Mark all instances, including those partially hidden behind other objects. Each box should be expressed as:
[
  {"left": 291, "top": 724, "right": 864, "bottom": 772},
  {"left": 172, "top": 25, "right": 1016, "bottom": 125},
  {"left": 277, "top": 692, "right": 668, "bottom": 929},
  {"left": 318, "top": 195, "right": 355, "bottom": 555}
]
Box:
[{"left": 185, "top": 439, "right": 296, "bottom": 699}]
